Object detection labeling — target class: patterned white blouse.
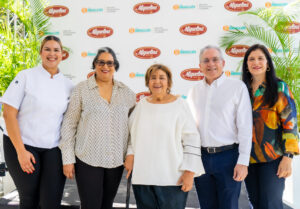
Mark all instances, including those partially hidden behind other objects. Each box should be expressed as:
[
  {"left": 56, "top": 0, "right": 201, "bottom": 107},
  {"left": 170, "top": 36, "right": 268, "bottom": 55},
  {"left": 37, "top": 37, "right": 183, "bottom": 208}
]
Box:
[{"left": 59, "top": 75, "right": 136, "bottom": 168}]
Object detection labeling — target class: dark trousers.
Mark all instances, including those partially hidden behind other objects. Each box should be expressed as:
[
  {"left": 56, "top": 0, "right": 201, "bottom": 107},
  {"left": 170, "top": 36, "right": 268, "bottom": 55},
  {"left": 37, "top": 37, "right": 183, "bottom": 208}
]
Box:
[
  {"left": 75, "top": 157, "right": 123, "bottom": 209},
  {"left": 245, "top": 157, "right": 285, "bottom": 209},
  {"left": 194, "top": 147, "right": 241, "bottom": 209},
  {"left": 3, "top": 134, "right": 66, "bottom": 209},
  {"left": 132, "top": 185, "right": 188, "bottom": 209}
]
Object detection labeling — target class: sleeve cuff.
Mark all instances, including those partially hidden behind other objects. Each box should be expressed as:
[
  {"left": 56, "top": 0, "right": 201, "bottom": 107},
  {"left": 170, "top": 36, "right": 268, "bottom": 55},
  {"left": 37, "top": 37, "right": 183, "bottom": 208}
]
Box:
[
  {"left": 180, "top": 154, "right": 205, "bottom": 177},
  {"left": 237, "top": 153, "right": 250, "bottom": 166}
]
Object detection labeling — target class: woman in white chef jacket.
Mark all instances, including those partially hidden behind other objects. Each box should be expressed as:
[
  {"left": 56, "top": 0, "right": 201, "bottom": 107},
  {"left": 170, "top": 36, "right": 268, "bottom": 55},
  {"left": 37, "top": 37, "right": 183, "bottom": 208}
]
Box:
[{"left": 1, "top": 35, "right": 73, "bottom": 209}]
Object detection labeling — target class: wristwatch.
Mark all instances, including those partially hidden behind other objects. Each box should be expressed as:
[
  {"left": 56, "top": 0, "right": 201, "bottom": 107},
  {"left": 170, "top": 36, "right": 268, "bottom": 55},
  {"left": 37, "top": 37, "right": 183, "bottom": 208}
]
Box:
[{"left": 283, "top": 153, "right": 294, "bottom": 159}]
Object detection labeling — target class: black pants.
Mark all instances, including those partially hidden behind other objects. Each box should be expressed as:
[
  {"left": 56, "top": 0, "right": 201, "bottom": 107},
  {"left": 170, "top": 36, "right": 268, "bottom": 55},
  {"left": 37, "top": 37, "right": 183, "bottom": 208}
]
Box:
[
  {"left": 75, "top": 157, "right": 124, "bottom": 209},
  {"left": 3, "top": 134, "right": 66, "bottom": 209}
]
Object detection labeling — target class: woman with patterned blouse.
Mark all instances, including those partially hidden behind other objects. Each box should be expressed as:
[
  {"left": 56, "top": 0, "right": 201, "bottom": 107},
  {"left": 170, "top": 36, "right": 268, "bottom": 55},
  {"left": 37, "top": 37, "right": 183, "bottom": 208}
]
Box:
[
  {"left": 242, "top": 44, "right": 299, "bottom": 209},
  {"left": 59, "top": 47, "right": 136, "bottom": 209}
]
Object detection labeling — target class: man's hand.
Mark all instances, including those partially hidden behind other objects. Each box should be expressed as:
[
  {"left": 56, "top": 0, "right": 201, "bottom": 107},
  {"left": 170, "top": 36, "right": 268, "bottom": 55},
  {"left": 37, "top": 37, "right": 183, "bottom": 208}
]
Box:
[
  {"left": 177, "top": 170, "right": 195, "bottom": 192},
  {"left": 63, "top": 164, "right": 75, "bottom": 179},
  {"left": 277, "top": 156, "right": 292, "bottom": 178},
  {"left": 233, "top": 164, "right": 248, "bottom": 182},
  {"left": 124, "top": 155, "right": 134, "bottom": 179}
]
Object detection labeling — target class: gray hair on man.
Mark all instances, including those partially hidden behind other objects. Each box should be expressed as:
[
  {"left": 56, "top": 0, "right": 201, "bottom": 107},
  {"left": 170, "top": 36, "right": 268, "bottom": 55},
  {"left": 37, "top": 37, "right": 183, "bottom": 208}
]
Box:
[{"left": 199, "top": 45, "right": 224, "bottom": 62}]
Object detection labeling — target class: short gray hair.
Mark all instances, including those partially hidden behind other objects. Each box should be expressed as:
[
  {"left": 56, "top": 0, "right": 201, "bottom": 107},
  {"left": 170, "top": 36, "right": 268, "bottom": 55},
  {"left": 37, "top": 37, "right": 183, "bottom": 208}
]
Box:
[{"left": 199, "top": 45, "right": 224, "bottom": 62}]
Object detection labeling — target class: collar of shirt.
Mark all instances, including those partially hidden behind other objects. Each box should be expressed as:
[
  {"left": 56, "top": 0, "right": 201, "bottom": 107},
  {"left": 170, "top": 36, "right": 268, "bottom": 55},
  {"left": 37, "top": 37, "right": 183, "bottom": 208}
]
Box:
[
  {"left": 87, "top": 74, "right": 125, "bottom": 90},
  {"left": 202, "top": 72, "right": 226, "bottom": 88},
  {"left": 37, "top": 65, "right": 63, "bottom": 79}
]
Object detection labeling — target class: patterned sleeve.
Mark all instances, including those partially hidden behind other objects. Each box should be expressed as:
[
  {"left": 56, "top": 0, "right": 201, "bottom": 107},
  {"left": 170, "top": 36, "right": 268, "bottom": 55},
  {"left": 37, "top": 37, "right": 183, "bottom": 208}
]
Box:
[
  {"left": 179, "top": 99, "right": 205, "bottom": 176},
  {"left": 276, "top": 82, "right": 299, "bottom": 155},
  {"left": 59, "top": 83, "right": 83, "bottom": 165}
]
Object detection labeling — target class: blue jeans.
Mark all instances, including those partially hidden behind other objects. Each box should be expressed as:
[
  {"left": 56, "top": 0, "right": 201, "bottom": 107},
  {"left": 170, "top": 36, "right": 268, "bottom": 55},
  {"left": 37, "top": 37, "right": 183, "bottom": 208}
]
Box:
[
  {"left": 194, "top": 147, "right": 241, "bottom": 209},
  {"left": 245, "top": 157, "right": 285, "bottom": 209},
  {"left": 132, "top": 185, "right": 188, "bottom": 209}
]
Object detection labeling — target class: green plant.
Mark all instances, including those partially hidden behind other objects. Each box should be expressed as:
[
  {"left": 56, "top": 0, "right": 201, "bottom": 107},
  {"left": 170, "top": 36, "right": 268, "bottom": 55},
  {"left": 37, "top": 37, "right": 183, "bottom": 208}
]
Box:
[
  {"left": 0, "top": 0, "right": 50, "bottom": 96},
  {"left": 219, "top": 0, "right": 300, "bottom": 129}
]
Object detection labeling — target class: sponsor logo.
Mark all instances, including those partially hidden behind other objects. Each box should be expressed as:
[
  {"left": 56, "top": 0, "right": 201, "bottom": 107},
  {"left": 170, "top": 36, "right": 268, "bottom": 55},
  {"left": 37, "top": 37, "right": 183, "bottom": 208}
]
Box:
[
  {"left": 180, "top": 23, "right": 207, "bottom": 36},
  {"left": 87, "top": 26, "right": 113, "bottom": 38},
  {"left": 180, "top": 69, "right": 204, "bottom": 81},
  {"left": 39, "top": 31, "right": 60, "bottom": 36},
  {"left": 133, "top": 2, "right": 160, "bottom": 14},
  {"left": 224, "top": 0, "right": 252, "bottom": 12},
  {"left": 129, "top": 72, "right": 146, "bottom": 78},
  {"left": 223, "top": 25, "right": 246, "bottom": 31},
  {"left": 87, "top": 71, "right": 95, "bottom": 78},
  {"left": 225, "top": 71, "right": 242, "bottom": 76},
  {"left": 174, "top": 49, "right": 196, "bottom": 55},
  {"left": 225, "top": 45, "right": 249, "bottom": 57},
  {"left": 286, "top": 22, "right": 300, "bottom": 34},
  {"left": 134, "top": 47, "right": 161, "bottom": 59},
  {"left": 81, "top": 52, "right": 97, "bottom": 57},
  {"left": 129, "top": 28, "right": 151, "bottom": 33},
  {"left": 136, "top": 92, "right": 151, "bottom": 102},
  {"left": 173, "top": 4, "right": 196, "bottom": 10},
  {"left": 44, "top": 5, "right": 69, "bottom": 17},
  {"left": 265, "top": 2, "right": 288, "bottom": 7},
  {"left": 82, "top": 8, "right": 103, "bottom": 13},
  {"left": 62, "top": 50, "right": 69, "bottom": 60}
]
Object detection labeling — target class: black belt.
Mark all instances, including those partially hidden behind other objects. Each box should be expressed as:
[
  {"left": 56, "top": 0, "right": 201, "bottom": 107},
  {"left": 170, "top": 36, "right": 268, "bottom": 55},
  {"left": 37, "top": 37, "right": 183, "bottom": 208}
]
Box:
[{"left": 201, "top": 143, "right": 238, "bottom": 154}]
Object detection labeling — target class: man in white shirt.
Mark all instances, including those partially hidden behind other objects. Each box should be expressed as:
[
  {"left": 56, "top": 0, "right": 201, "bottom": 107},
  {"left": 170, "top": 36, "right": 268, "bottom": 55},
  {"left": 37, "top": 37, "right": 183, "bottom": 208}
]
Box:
[{"left": 187, "top": 46, "right": 252, "bottom": 209}]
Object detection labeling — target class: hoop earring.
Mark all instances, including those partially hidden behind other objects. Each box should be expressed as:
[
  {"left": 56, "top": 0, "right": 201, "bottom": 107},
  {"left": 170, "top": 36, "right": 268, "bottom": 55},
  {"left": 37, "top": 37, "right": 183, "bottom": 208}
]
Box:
[
  {"left": 167, "top": 88, "right": 170, "bottom": 94},
  {"left": 267, "top": 67, "right": 270, "bottom": 71}
]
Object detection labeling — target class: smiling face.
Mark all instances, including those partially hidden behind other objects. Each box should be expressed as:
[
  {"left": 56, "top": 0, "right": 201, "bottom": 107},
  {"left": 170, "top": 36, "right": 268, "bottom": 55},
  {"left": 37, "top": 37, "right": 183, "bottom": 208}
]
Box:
[
  {"left": 148, "top": 69, "right": 170, "bottom": 96},
  {"left": 40, "top": 40, "right": 62, "bottom": 71},
  {"left": 199, "top": 48, "right": 225, "bottom": 85},
  {"left": 247, "top": 49, "right": 268, "bottom": 78},
  {"left": 94, "top": 52, "right": 116, "bottom": 82}
]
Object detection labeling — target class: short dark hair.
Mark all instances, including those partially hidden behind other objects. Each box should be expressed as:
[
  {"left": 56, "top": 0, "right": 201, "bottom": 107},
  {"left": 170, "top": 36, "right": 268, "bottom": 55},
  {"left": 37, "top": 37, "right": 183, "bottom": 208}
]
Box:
[
  {"left": 242, "top": 44, "right": 280, "bottom": 107},
  {"left": 40, "top": 35, "right": 63, "bottom": 53},
  {"left": 145, "top": 64, "right": 173, "bottom": 94},
  {"left": 92, "top": 47, "right": 120, "bottom": 71}
]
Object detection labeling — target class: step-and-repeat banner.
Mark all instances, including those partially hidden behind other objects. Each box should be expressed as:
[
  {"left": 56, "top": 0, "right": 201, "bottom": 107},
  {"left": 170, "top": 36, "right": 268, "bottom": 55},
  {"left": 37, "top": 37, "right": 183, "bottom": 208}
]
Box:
[{"left": 44, "top": 0, "right": 299, "bottom": 99}]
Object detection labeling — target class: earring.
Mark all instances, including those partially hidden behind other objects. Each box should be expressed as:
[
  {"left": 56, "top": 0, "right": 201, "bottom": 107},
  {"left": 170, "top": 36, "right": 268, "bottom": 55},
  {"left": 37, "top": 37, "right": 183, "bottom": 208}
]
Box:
[{"left": 267, "top": 67, "right": 270, "bottom": 71}]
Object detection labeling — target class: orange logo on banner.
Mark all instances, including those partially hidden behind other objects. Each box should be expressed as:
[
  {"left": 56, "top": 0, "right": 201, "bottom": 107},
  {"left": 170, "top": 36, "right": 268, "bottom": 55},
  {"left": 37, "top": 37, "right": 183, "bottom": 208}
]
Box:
[
  {"left": 62, "top": 50, "right": 69, "bottom": 60},
  {"left": 174, "top": 49, "right": 180, "bottom": 55},
  {"left": 223, "top": 25, "right": 230, "bottom": 31},
  {"left": 136, "top": 92, "right": 151, "bottom": 102},
  {"left": 87, "top": 26, "right": 113, "bottom": 38},
  {"left": 129, "top": 28, "right": 135, "bottom": 33},
  {"left": 265, "top": 2, "right": 272, "bottom": 8},
  {"left": 180, "top": 69, "right": 204, "bottom": 81},
  {"left": 225, "top": 71, "right": 231, "bottom": 76},
  {"left": 87, "top": 71, "right": 95, "bottom": 78},
  {"left": 134, "top": 47, "right": 161, "bottom": 59},
  {"left": 133, "top": 2, "right": 160, "bottom": 14},
  {"left": 81, "top": 8, "right": 88, "bottom": 13},
  {"left": 225, "top": 45, "right": 249, "bottom": 57},
  {"left": 224, "top": 0, "right": 252, "bottom": 12},
  {"left": 81, "top": 52, "right": 87, "bottom": 57},
  {"left": 268, "top": 48, "right": 273, "bottom": 53},
  {"left": 173, "top": 5, "right": 180, "bottom": 10},
  {"left": 179, "top": 24, "right": 207, "bottom": 36},
  {"left": 44, "top": 5, "right": 69, "bottom": 17},
  {"left": 129, "top": 72, "right": 135, "bottom": 78}
]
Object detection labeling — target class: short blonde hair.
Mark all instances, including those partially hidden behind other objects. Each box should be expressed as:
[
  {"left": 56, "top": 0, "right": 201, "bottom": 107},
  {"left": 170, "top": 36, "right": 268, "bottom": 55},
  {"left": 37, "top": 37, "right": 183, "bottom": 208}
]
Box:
[{"left": 145, "top": 64, "right": 173, "bottom": 93}]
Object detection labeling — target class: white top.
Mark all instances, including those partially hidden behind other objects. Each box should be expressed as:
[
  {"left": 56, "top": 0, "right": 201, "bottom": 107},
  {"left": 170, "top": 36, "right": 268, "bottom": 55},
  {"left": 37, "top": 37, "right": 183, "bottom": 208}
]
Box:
[
  {"left": 59, "top": 76, "right": 136, "bottom": 168},
  {"left": 1, "top": 66, "right": 74, "bottom": 149},
  {"left": 187, "top": 73, "right": 252, "bottom": 166},
  {"left": 128, "top": 97, "right": 205, "bottom": 185}
]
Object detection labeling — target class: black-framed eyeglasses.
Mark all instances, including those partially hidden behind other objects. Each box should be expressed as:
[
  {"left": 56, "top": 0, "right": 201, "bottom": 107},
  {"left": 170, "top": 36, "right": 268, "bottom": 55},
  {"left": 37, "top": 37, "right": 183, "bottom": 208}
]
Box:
[{"left": 95, "top": 60, "right": 115, "bottom": 67}]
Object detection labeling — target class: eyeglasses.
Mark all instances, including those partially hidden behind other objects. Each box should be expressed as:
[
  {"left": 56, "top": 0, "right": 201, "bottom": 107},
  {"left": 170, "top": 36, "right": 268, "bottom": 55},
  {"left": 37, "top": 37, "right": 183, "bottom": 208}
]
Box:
[
  {"left": 201, "top": 57, "right": 222, "bottom": 64},
  {"left": 95, "top": 60, "right": 115, "bottom": 67}
]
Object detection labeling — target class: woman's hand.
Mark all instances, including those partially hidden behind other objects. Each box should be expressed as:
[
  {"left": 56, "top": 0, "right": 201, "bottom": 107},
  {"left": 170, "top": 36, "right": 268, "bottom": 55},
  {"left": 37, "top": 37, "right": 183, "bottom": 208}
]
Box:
[
  {"left": 177, "top": 170, "right": 195, "bottom": 192},
  {"left": 17, "top": 149, "right": 36, "bottom": 174},
  {"left": 124, "top": 155, "right": 134, "bottom": 179},
  {"left": 63, "top": 164, "right": 75, "bottom": 179},
  {"left": 277, "top": 156, "right": 292, "bottom": 178}
]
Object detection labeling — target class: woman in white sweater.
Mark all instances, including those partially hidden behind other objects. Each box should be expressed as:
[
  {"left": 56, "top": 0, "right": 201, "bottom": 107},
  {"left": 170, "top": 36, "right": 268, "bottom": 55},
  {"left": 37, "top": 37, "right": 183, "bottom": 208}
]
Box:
[{"left": 124, "top": 64, "right": 204, "bottom": 209}]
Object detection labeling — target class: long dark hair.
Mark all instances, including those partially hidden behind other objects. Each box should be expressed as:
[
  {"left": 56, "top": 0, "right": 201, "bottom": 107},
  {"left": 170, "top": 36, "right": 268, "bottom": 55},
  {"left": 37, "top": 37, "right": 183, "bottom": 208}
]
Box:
[{"left": 242, "top": 44, "right": 280, "bottom": 107}]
